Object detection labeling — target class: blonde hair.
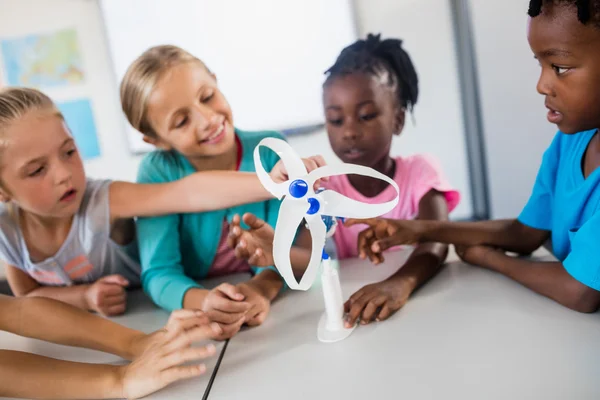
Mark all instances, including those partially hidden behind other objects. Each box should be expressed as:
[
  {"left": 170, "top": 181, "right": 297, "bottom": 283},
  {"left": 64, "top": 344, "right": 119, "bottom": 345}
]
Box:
[
  {"left": 120, "top": 45, "right": 208, "bottom": 138},
  {"left": 0, "top": 87, "right": 61, "bottom": 141}
]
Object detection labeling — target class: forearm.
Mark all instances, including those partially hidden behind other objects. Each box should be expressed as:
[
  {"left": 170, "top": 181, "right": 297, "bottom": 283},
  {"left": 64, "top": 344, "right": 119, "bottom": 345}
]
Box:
[
  {"left": 248, "top": 269, "right": 284, "bottom": 301},
  {"left": 183, "top": 287, "right": 210, "bottom": 309},
  {"left": 176, "top": 172, "right": 272, "bottom": 211},
  {"left": 0, "top": 350, "right": 122, "bottom": 399},
  {"left": 389, "top": 243, "right": 448, "bottom": 293},
  {"left": 420, "top": 219, "right": 544, "bottom": 254},
  {"left": 112, "top": 172, "right": 272, "bottom": 219},
  {"left": 0, "top": 296, "right": 144, "bottom": 360},
  {"left": 476, "top": 250, "right": 599, "bottom": 312},
  {"left": 20, "top": 284, "right": 90, "bottom": 311}
]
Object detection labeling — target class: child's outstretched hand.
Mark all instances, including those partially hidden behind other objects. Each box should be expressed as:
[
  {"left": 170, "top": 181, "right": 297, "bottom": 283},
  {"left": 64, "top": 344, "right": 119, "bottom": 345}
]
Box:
[
  {"left": 344, "top": 278, "right": 412, "bottom": 327},
  {"left": 228, "top": 213, "right": 275, "bottom": 267},
  {"left": 345, "top": 218, "right": 423, "bottom": 264},
  {"left": 119, "top": 317, "right": 221, "bottom": 400},
  {"left": 132, "top": 309, "right": 219, "bottom": 358},
  {"left": 84, "top": 274, "right": 129, "bottom": 316},
  {"left": 269, "top": 155, "right": 328, "bottom": 186}
]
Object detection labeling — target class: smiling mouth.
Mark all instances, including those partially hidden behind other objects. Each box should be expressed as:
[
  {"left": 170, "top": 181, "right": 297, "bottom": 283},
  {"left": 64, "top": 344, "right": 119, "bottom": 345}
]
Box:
[{"left": 200, "top": 122, "right": 226, "bottom": 144}]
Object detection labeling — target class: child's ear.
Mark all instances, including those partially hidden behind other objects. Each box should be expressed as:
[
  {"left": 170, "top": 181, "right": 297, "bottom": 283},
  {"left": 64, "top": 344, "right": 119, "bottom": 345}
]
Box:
[
  {"left": 142, "top": 135, "right": 172, "bottom": 151},
  {"left": 394, "top": 107, "right": 406, "bottom": 135},
  {"left": 0, "top": 187, "right": 11, "bottom": 203}
]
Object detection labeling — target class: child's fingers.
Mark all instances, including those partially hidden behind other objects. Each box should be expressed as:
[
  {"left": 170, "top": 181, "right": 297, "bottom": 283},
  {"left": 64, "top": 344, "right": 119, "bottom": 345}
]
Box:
[
  {"left": 376, "top": 304, "right": 393, "bottom": 322},
  {"left": 242, "top": 213, "right": 267, "bottom": 231},
  {"left": 100, "top": 283, "right": 126, "bottom": 296},
  {"left": 167, "top": 315, "right": 211, "bottom": 333},
  {"left": 231, "top": 214, "right": 241, "bottom": 226},
  {"left": 247, "top": 248, "right": 265, "bottom": 266},
  {"left": 163, "top": 324, "right": 220, "bottom": 353},
  {"left": 102, "top": 293, "right": 127, "bottom": 307},
  {"left": 169, "top": 309, "right": 203, "bottom": 321},
  {"left": 360, "top": 296, "right": 386, "bottom": 324},
  {"left": 160, "top": 344, "right": 217, "bottom": 370},
  {"left": 160, "top": 364, "right": 207, "bottom": 387},
  {"left": 205, "top": 309, "right": 247, "bottom": 325},
  {"left": 246, "top": 310, "right": 268, "bottom": 327},
  {"left": 344, "top": 294, "right": 371, "bottom": 328},
  {"left": 215, "top": 316, "right": 245, "bottom": 340},
  {"left": 215, "top": 283, "right": 246, "bottom": 301},
  {"left": 356, "top": 229, "right": 374, "bottom": 259},
  {"left": 105, "top": 303, "right": 127, "bottom": 316},
  {"left": 99, "top": 274, "right": 129, "bottom": 287}
]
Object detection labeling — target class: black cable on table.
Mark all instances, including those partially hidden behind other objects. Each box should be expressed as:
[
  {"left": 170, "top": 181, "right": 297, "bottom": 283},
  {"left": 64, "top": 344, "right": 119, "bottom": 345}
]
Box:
[{"left": 202, "top": 338, "right": 230, "bottom": 400}]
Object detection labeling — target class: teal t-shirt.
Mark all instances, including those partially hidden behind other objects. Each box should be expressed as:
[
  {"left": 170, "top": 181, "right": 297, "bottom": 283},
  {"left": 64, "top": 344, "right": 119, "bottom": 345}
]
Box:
[
  {"left": 519, "top": 129, "right": 600, "bottom": 290},
  {"left": 136, "top": 128, "right": 284, "bottom": 311}
]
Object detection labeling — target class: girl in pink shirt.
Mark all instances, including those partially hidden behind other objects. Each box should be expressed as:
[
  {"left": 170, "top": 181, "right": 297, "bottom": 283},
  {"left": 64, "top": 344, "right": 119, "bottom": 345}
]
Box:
[{"left": 229, "top": 34, "right": 459, "bottom": 327}]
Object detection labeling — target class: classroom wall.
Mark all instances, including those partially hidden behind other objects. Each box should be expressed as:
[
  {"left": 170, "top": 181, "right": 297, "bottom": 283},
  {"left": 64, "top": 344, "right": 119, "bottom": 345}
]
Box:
[
  {"left": 0, "top": 0, "right": 471, "bottom": 218},
  {"left": 468, "top": 0, "right": 555, "bottom": 219}
]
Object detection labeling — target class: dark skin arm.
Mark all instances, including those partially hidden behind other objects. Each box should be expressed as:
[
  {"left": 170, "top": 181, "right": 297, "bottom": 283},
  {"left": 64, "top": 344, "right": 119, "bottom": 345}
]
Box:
[
  {"left": 344, "top": 189, "right": 449, "bottom": 326},
  {"left": 456, "top": 245, "right": 600, "bottom": 313},
  {"left": 345, "top": 218, "right": 550, "bottom": 257}
]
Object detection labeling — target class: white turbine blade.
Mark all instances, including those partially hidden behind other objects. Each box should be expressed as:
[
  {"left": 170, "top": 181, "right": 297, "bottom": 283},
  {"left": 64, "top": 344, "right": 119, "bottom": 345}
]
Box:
[
  {"left": 319, "top": 189, "right": 399, "bottom": 219},
  {"left": 306, "top": 163, "right": 400, "bottom": 218},
  {"left": 296, "top": 214, "right": 328, "bottom": 291},
  {"left": 272, "top": 198, "right": 310, "bottom": 290},
  {"left": 256, "top": 137, "right": 308, "bottom": 180}
]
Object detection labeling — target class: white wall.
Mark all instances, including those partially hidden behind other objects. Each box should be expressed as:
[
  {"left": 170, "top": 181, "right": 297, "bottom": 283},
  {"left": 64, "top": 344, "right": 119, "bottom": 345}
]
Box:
[
  {"left": 469, "top": 0, "right": 555, "bottom": 218},
  {"left": 0, "top": 0, "right": 143, "bottom": 182},
  {"left": 0, "top": 0, "right": 472, "bottom": 219}
]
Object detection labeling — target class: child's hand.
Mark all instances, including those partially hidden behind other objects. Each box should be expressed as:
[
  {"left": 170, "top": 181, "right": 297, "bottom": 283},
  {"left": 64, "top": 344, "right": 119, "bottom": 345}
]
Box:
[
  {"left": 84, "top": 274, "right": 129, "bottom": 316},
  {"left": 455, "top": 244, "right": 499, "bottom": 265},
  {"left": 228, "top": 213, "right": 275, "bottom": 267},
  {"left": 132, "top": 309, "right": 218, "bottom": 359},
  {"left": 119, "top": 319, "right": 221, "bottom": 399},
  {"left": 201, "top": 283, "right": 250, "bottom": 340},
  {"left": 343, "top": 278, "right": 412, "bottom": 327},
  {"left": 235, "top": 282, "right": 271, "bottom": 327},
  {"left": 345, "top": 218, "right": 423, "bottom": 264},
  {"left": 269, "top": 155, "right": 327, "bottom": 186}
]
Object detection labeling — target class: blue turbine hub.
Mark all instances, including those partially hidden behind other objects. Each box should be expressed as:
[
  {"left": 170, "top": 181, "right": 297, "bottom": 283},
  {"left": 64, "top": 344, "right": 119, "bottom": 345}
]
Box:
[{"left": 289, "top": 179, "right": 309, "bottom": 198}]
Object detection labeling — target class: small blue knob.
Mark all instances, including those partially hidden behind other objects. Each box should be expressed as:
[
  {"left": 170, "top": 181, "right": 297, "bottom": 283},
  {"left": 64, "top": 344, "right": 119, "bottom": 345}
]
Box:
[
  {"left": 289, "top": 179, "right": 309, "bottom": 198},
  {"left": 306, "top": 197, "right": 320, "bottom": 215},
  {"left": 322, "top": 250, "right": 330, "bottom": 260}
]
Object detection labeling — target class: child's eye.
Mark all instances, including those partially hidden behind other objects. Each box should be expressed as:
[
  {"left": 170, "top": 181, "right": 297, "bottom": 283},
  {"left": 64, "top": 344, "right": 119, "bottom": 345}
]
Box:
[
  {"left": 175, "top": 116, "right": 188, "bottom": 129},
  {"left": 552, "top": 65, "right": 570, "bottom": 75},
  {"left": 327, "top": 118, "right": 343, "bottom": 127},
  {"left": 201, "top": 93, "right": 214, "bottom": 103},
  {"left": 360, "top": 113, "right": 378, "bottom": 121},
  {"left": 66, "top": 148, "right": 77, "bottom": 157},
  {"left": 28, "top": 166, "right": 45, "bottom": 177}
]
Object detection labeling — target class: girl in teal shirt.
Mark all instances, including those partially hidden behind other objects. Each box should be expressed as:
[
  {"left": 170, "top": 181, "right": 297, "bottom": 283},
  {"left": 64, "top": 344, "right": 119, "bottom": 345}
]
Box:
[{"left": 120, "top": 45, "right": 319, "bottom": 338}]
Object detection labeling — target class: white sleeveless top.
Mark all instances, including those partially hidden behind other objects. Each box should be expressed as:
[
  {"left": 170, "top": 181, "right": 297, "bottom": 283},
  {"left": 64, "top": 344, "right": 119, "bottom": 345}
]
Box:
[{"left": 0, "top": 180, "right": 141, "bottom": 286}]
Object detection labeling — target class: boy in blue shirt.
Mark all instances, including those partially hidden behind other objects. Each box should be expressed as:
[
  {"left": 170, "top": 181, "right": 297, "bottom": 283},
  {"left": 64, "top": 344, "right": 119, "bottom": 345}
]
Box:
[{"left": 344, "top": 0, "right": 600, "bottom": 315}]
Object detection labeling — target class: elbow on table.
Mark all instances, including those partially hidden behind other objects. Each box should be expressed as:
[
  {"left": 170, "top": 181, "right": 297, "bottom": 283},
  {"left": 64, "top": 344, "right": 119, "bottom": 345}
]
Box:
[{"left": 564, "top": 286, "right": 600, "bottom": 314}]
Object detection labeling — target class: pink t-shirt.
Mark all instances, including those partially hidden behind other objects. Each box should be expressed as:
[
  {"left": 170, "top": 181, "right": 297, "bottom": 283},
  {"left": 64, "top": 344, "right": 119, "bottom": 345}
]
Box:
[
  {"left": 207, "top": 220, "right": 252, "bottom": 277},
  {"left": 325, "top": 154, "right": 460, "bottom": 259}
]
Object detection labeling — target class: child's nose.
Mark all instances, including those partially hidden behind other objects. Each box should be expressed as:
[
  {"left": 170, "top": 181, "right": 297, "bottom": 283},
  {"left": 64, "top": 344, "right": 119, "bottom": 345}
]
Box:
[{"left": 536, "top": 69, "right": 555, "bottom": 97}]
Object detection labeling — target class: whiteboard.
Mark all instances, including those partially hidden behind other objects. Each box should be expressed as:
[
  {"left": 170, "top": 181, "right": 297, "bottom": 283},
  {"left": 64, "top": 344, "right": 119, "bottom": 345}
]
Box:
[{"left": 99, "top": 0, "right": 357, "bottom": 154}]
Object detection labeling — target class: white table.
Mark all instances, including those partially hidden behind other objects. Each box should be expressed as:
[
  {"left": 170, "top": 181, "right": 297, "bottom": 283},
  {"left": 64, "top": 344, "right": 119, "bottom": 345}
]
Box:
[
  {"left": 207, "top": 248, "right": 600, "bottom": 400},
  {"left": 3, "top": 249, "right": 600, "bottom": 400}
]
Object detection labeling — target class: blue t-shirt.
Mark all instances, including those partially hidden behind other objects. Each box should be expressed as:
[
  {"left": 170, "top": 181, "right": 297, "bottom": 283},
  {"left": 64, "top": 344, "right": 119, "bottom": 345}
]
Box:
[{"left": 519, "top": 129, "right": 600, "bottom": 290}]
